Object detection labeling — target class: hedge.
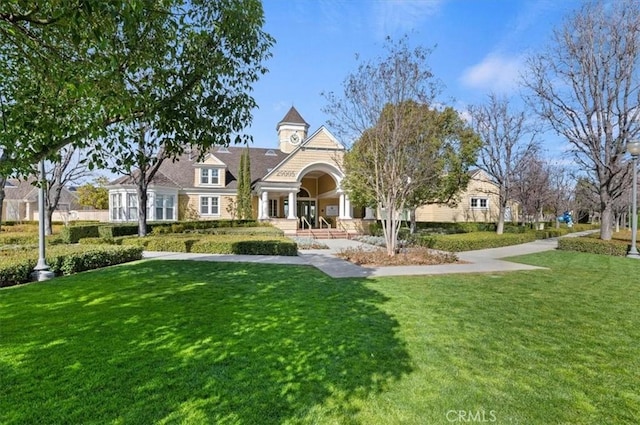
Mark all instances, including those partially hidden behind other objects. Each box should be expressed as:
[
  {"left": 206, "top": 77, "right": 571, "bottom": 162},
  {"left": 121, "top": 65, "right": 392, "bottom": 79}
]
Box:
[
  {"left": 557, "top": 237, "right": 629, "bottom": 256},
  {"left": 98, "top": 224, "right": 140, "bottom": 238},
  {"left": 0, "top": 245, "right": 143, "bottom": 288},
  {"left": 116, "top": 234, "right": 297, "bottom": 256},
  {"left": 59, "top": 225, "right": 100, "bottom": 243},
  {"left": 418, "top": 231, "right": 538, "bottom": 252}
]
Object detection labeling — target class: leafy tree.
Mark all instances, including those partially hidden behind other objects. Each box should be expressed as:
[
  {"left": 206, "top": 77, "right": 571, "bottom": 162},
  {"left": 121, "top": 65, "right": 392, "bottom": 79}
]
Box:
[
  {"left": 77, "top": 177, "right": 109, "bottom": 210},
  {"left": 523, "top": 0, "right": 640, "bottom": 240},
  {"left": 94, "top": 1, "right": 272, "bottom": 236},
  {"left": 342, "top": 102, "right": 480, "bottom": 255},
  {"left": 468, "top": 94, "right": 539, "bottom": 234},
  {"left": 1, "top": 1, "right": 272, "bottom": 235}
]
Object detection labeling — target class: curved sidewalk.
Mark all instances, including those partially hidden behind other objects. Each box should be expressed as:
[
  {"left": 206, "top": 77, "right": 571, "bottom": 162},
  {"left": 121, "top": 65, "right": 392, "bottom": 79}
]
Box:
[{"left": 143, "top": 231, "right": 595, "bottom": 278}]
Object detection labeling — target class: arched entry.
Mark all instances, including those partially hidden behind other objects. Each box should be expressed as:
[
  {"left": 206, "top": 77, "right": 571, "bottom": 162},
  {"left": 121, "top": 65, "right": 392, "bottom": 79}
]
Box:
[{"left": 294, "top": 162, "right": 350, "bottom": 228}]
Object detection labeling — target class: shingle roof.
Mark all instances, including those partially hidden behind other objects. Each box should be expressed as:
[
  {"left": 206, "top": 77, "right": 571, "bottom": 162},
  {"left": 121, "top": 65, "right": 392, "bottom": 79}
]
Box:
[
  {"left": 109, "top": 146, "right": 288, "bottom": 190},
  {"left": 278, "top": 106, "right": 308, "bottom": 126},
  {"left": 4, "top": 178, "right": 79, "bottom": 206},
  {"left": 4, "top": 178, "right": 37, "bottom": 200}
]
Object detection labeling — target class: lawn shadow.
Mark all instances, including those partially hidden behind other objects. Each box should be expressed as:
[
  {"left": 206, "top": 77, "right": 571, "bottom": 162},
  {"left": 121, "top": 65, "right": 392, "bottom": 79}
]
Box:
[{"left": 0, "top": 260, "right": 412, "bottom": 424}]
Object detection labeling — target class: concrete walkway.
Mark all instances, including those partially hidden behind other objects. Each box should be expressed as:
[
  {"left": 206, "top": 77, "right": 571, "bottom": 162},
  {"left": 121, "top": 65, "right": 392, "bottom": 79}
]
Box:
[{"left": 143, "top": 230, "right": 597, "bottom": 278}]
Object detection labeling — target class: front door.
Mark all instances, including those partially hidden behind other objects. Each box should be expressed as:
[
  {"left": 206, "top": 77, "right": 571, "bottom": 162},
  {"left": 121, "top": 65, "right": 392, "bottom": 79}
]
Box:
[{"left": 297, "top": 200, "right": 316, "bottom": 228}]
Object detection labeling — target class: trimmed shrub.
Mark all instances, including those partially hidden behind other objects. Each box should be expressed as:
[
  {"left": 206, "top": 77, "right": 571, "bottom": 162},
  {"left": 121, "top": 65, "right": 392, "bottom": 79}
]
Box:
[
  {"left": 60, "top": 225, "right": 100, "bottom": 244},
  {"left": 558, "top": 237, "right": 629, "bottom": 256},
  {"left": 0, "top": 245, "right": 143, "bottom": 288},
  {"left": 418, "top": 231, "right": 537, "bottom": 252},
  {"left": 98, "top": 224, "right": 139, "bottom": 238},
  {"left": 190, "top": 235, "right": 297, "bottom": 255},
  {"left": 0, "top": 257, "right": 36, "bottom": 288},
  {"left": 0, "top": 232, "right": 39, "bottom": 246},
  {"left": 78, "top": 237, "right": 118, "bottom": 245},
  {"left": 231, "top": 240, "right": 297, "bottom": 256}
]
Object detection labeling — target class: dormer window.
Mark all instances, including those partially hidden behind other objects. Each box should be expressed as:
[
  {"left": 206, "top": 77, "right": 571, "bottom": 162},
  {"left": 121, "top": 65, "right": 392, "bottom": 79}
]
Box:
[{"left": 201, "top": 168, "right": 220, "bottom": 185}]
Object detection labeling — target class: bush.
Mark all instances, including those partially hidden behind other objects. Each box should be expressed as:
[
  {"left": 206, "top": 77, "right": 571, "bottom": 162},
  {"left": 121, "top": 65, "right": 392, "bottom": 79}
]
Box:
[
  {"left": 558, "top": 237, "right": 629, "bottom": 256},
  {"left": 231, "top": 240, "right": 297, "bottom": 256},
  {"left": 190, "top": 235, "right": 297, "bottom": 255},
  {"left": 0, "top": 232, "right": 39, "bottom": 246},
  {"left": 98, "top": 224, "right": 140, "bottom": 238},
  {"left": 60, "top": 225, "right": 100, "bottom": 244},
  {"left": 418, "top": 232, "right": 537, "bottom": 252},
  {"left": 0, "top": 245, "right": 143, "bottom": 288}
]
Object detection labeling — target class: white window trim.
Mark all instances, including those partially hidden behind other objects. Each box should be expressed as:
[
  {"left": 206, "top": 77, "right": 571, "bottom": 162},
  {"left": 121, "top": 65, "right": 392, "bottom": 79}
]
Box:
[
  {"left": 199, "top": 167, "right": 221, "bottom": 186},
  {"left": 470, "top": 196, "right": 489, "bottom": 210},
  {"left": 200, "top": 195, "right": 221, "bottom": 216},
  {"left": 154, "top": 194, "right": 176, "bottom": 221}
]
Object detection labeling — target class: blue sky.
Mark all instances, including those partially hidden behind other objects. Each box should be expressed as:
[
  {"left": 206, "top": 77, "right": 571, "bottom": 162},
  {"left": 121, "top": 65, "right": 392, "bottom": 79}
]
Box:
[{"left": 247, "top": 0, "right": 582, "bottom": 155}]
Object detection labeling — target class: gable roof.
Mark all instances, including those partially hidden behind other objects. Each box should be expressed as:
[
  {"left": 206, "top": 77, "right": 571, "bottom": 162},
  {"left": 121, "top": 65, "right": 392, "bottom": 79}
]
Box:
[
  {"left": 3, "top": 178, "right": 37, "bottom": 200},
  {"left": 109, "top": 146, "right": 288, "bottom": 190},
  {"left": 3, "top": 178, "right": 80, "bottom": 205}
]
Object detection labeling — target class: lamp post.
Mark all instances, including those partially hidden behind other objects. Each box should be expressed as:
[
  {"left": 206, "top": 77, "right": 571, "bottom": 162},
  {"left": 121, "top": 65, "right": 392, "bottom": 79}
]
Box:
[
  {"left": 627, "top": 140, "right": 640, "bottom": 258},
  {"left": 31, "top": 159, "right": 55, "bottom": 281}
]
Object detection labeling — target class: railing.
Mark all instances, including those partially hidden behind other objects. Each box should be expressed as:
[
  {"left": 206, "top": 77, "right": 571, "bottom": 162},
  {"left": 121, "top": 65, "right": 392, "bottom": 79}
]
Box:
[
  {"left": 319, "top": 216, "right": 331, "bottom": 229},
  {"left": 300, "top": 215, "right": 312, "bottom": 230}
]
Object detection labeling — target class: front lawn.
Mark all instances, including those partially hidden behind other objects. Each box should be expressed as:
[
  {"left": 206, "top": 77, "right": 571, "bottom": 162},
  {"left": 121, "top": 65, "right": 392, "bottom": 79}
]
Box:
[{"left": 1, "top": 252, "right": 639, "bottom": 424}]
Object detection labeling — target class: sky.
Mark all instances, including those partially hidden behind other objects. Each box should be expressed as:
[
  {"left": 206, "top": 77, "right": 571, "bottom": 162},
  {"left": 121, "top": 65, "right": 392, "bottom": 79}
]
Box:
[{"left": 246, "top": 0, "right": 583, "bottom": 156}]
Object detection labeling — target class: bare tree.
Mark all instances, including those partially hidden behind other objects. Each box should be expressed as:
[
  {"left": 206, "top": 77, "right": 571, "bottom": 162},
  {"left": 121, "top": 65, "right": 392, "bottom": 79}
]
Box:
[
  {"left": 512, "top": 152, "right": 552, "bottom": 229},
  {"left": 547, "top": 164, "right": 576, "bottom": 228},
  {"left": 523, "top": 0, "right": 640, "bottom": 240},
  {"left": 324, "top": 37, "right": 479, "bottom": 255},
  {"left": 468, "top": 94, "right": 538, "bottom": 234},
  {"left": 42, "top": 146, "right": 92, "bottom": 235}
]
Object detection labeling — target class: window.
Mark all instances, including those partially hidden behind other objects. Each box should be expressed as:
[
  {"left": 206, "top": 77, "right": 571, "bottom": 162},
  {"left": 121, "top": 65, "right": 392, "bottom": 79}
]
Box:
[
  {"left": 200, "top": 196, "right": 220, "bottom": 216},
  {"left": 470, "top": 197, "right": 488, "bottom": 209},
  {"left": 127, "top": 193, "right": 138, "bottom": 220},
  {"left": 155, "top": 194, "right": 175, "bottom": 221},
  {"left": 200, "top": 168, "right": 220, "bottom": 185},
  {"left": 111, "top": 193, "right": 123, "bottom": 220},
  {"left": 269, "top": 199, "right": 278, "bottom": 217}
]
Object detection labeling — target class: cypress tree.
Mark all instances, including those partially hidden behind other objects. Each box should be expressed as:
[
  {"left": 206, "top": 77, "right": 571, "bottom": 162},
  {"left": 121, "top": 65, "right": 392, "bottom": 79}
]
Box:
[{"left": 237, "top": 148, "right": 252, "bottom": 219}]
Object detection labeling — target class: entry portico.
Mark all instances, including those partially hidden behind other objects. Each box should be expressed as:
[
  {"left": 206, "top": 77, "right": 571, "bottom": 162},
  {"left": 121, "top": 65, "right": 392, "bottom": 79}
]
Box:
[{"left": 254, "top": 111, "right": 353, "bottom": 231}]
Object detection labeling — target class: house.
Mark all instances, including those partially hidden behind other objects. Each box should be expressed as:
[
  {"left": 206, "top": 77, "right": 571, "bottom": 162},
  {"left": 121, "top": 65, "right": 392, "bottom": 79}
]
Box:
[
  {"left": 1, "top": 178, "right": 88, "bottom": 222},
  {"left": 414, "top": 169, "right": 518, "bottom": 224},
  {"left": 107, "top": 107, "right": 515, "bottom": 235}
]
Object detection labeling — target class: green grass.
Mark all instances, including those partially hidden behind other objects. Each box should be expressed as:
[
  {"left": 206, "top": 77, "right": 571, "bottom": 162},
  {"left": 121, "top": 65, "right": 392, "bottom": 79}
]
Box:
[{"left": 1, "top": 252, "right": 639, "bottom": 424}]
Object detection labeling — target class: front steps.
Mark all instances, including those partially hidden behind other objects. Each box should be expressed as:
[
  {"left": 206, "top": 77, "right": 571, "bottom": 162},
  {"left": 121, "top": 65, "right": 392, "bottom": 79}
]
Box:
[{"left": 295, "top": 228, "right": 350, "bottom": 239}]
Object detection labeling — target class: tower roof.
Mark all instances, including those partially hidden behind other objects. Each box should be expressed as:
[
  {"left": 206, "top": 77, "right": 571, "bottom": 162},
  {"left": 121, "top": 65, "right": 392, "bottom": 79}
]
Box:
[{"left": 277, "top": 106, "right": 308, "bottom": 128}]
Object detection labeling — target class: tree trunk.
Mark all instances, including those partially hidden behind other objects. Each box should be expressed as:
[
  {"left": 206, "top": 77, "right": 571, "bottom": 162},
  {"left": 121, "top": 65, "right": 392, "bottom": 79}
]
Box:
[
  {"left": 137, "top": 187, "right": 148, "bottom": 237},
  {"left": 600, "top": 199, "right": 613, "bottom": 240},
  {"left": 0, "top": 176, "right": 6, "bottom": 231},
  {"left": 409, "top": 208, "right": 417, "bottom": 234}
]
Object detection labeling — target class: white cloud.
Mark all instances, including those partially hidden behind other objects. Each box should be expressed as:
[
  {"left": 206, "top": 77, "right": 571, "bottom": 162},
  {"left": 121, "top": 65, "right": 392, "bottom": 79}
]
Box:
[{"left": 460, "top": 54, "right": 525, "bottom": 94}]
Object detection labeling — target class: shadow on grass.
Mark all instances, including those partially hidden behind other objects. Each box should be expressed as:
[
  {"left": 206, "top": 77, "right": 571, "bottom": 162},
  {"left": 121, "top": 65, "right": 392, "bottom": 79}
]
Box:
[{"left": 0, "top": 261, "right": 411, "bottom": 424}]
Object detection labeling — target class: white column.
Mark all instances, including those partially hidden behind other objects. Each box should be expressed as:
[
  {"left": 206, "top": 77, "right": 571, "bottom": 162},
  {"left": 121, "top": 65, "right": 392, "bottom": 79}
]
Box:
[
  {"left": 287, "top": 192, "right": 296, "bottom": 219},
  {"left": 344, "top": 194, "right": 352, "bottom": 219},
  {"left": 261, "top": 191, "right": 269, "bottom": 219},
  {"left": 364, "top": 207, "right": 375, "bottom": 219},
  {"left": 339, "top": 192, "right": 345, "bottom": 219},
  {"left": 257, "top": 191, "right": 263, "bottom": 219}
]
